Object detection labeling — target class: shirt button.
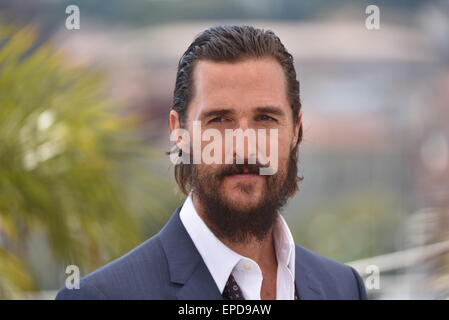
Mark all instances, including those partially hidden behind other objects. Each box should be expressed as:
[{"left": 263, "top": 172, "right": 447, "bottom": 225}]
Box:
[{"left": 243, "top": 261, "right": 252, "bottom": 270}]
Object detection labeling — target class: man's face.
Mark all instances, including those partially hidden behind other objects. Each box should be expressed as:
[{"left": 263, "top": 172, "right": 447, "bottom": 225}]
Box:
[{"left": 170, "top": 57, "right": 301, "bottom": 241}]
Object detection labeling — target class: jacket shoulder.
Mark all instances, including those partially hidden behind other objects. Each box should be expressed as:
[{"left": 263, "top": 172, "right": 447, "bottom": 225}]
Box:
[
  {"left": 295, "top": 244, "right": 367, "bottom": 300},
  {"left": 55, "top": 235, "right": 176, "bottom": 300}
]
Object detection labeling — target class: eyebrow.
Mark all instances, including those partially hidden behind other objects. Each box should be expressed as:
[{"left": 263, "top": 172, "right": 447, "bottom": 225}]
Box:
[
  {"left": 201, "top": 109, "right": 235, "bottom": 119},
  {"left": 255, "top": 106, "right": 286, "bottom": 117},
  {"left": 200, "top": 106, "right": 286, "bottom": 119}
]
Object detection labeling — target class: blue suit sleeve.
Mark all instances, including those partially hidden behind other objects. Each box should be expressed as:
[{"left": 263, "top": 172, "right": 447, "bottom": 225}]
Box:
[
  {"left": 55, "top": 282, "right": 107, "bottom": 300},
  {"left": 349, "top": 266, "right": 368, "bottom": 300}
]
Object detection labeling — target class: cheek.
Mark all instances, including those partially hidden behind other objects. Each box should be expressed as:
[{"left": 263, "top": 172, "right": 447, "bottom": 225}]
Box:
[{"left": 274, "top": 133, "right": 293, "bottom": 159}]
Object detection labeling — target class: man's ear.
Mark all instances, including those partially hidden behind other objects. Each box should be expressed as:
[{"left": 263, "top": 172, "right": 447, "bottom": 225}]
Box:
[
  {"left": 169, "top": 110, "right": 183, "bottom": 150},
  {"left": 291, "top": 111, "right": 303, "bottom": 149},
  {"left": 169, "top": 109, "right": 181, "bottom": 132}
]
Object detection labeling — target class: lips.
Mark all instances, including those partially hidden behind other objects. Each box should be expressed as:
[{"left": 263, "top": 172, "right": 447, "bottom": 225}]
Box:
[
  {"left": 225, "top": 173, "right": 261, "bottom": 182},
  {"left": 219, "top": 164, "right": 265, "bottom": 180}
]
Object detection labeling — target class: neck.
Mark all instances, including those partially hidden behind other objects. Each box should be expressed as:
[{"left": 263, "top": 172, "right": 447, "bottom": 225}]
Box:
[
  {"left": 222, "top": 230, "right": 277, "bottom": 270},
  {"left": 191, "top": 193, "right": 278, "bottom": 269}
]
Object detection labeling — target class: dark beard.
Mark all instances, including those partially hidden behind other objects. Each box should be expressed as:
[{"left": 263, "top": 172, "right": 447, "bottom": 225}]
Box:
[{"left": 190, "top": 155, "right": 298, "bottom": 244}]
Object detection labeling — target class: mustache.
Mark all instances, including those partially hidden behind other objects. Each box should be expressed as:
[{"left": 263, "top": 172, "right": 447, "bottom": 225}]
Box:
[{"left": 216, "top": 163, "right": 268, "bottom": 178}]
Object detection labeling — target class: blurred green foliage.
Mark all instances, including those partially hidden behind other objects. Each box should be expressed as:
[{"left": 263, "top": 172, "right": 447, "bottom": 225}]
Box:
[
  {"left": 291, "top": 190, "right": 402, "bottom": 263},
  {"left": 0, "top": 24, "right": 177, "bottom": 298}
]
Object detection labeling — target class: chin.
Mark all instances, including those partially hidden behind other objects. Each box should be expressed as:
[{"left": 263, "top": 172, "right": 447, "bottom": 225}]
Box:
[{"left": 223, "top": 188, "right": 263, "bottom": 210}]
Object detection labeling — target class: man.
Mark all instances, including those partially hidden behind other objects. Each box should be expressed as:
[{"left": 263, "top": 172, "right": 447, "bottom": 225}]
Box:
[{"left": 56, "top": 25, "right": 367, "bottom": 300}]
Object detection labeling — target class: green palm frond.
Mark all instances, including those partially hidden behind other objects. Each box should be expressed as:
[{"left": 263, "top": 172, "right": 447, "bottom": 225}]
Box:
[{"left": 0, "top": 24, "right": 176, "bottom": 298}]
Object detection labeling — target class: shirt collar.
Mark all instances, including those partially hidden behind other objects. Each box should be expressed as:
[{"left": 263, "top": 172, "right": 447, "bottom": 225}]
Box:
[{"left": 179, "top": 193, "right": 295, "bottom": 293}]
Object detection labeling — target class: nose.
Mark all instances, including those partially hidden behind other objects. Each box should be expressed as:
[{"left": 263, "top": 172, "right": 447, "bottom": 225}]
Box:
[
  {"left": 237, "top": 118, "right": 250, "bottom": 131},
  {"left": 229, "top": 118, "right": 257, "bottom": 164}
]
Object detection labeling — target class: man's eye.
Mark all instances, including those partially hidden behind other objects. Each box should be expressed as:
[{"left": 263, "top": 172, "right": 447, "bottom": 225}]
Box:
[
  {"left": 209, "top": 117, "right": 227, "bottom": 123},
  {"left": 257, "top": 115, "right": 276, "bottom": 121}
]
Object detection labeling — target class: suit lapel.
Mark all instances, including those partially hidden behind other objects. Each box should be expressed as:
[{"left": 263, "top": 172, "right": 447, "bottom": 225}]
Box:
[
  {"left": 175, "top": 259, "right": 223, "bottom": 300},
  {"left": 295, "top": 245, "right": 325, "bottom": 300},
  {"left": 158, "top": 206, "right": 223, "bottom": 300}
]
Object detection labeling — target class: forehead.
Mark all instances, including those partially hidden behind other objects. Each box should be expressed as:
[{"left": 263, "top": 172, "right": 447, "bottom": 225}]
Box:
[{"left": 187, "top": 58, "right": 290, "bottom": 119}]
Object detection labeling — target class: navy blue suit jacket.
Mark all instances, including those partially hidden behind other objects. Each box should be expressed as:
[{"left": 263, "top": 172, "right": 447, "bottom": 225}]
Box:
[{"left": 56, "top": 206, "right": 367, "bottom": 300}]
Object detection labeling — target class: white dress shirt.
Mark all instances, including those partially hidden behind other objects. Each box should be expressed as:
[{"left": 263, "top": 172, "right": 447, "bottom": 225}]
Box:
[{"left": 180, "top": 194, "right": 296, "bottom": 300}]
